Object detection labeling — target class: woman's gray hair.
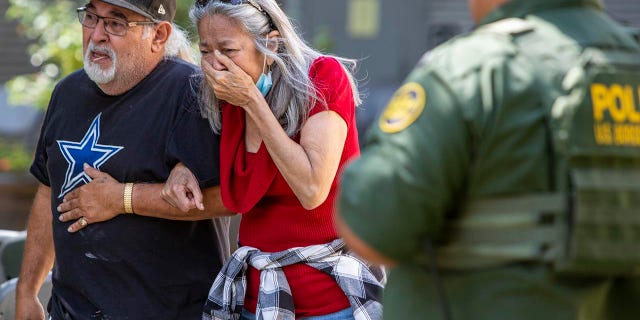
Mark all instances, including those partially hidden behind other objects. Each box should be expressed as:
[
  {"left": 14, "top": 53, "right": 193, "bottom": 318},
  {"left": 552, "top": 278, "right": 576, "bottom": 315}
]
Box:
[{"left": 190, "top": 0, "right": 361, "bottom": 136}]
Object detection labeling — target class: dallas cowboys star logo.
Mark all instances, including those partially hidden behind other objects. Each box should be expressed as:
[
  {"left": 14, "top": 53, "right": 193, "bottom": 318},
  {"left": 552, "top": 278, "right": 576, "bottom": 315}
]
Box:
[{"left": 57, "top": 113, "right": 123, "bottom": 198}]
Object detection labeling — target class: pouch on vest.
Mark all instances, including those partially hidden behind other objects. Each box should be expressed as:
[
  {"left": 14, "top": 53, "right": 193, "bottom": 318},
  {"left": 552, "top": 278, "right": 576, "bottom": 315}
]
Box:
[{"left": 549, "top": 47, "right": 640, "bottom": 276}]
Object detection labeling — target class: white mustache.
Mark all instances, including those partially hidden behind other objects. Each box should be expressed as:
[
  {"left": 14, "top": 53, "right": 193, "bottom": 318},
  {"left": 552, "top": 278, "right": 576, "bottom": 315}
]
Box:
[{"left": 86, "top": 42, "right": 115, "bottom": 61}]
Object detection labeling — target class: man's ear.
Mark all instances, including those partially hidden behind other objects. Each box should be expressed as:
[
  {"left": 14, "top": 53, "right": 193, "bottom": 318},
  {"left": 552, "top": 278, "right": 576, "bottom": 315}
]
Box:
[
  {"left": 151, "top": 22, "right": 172, "bottom": 53},
  {"left": 265, "top": 30, "right": 280, "bottom": 66}
]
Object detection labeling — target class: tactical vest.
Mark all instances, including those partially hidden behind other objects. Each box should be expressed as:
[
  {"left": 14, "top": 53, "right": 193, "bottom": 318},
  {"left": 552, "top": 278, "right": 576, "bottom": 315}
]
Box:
[{"left": 436, "top": 18, "right": 640, "bottom": 277}]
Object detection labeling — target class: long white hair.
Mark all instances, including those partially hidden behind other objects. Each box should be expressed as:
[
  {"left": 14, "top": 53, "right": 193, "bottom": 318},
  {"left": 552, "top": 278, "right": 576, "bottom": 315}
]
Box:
[
  {"left": 164, "top": 24, "right": 196, "bottom": 64},
  {"left": 142, "top": 23, "right": 196, "bottom": 63}
]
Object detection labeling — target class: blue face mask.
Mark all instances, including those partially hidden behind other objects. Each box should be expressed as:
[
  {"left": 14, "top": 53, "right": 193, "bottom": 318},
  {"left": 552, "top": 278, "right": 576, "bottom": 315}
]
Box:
[
  {"left": 256, "top": 35, "right": 273, "bottom": 97},
  {"left": 256, "top": 70, "right": 272, "bottom": 97}
]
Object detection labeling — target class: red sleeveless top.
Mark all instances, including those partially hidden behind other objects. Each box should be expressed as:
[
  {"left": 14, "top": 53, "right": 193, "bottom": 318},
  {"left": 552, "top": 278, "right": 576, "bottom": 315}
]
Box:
[{"left": 219, "top": 57, "right": 360, "bottom": 317}]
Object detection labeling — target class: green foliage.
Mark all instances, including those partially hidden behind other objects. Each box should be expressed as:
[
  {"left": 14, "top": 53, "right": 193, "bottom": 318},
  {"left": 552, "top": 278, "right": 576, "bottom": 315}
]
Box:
[
  {"left": 0, "top": 138, "right": 32, "bottom": 172},
  {"left": 312, "top": 25, "right": 335, "bottom": 53},
  {"left": 176, "top": 1, "right": 197, "bottom": 38},
  {"left": 4, "top": 0, "right": 196, "bottom": 110},
  {"left": 5, "top": 0, "right": 84, "bottom": 109}
]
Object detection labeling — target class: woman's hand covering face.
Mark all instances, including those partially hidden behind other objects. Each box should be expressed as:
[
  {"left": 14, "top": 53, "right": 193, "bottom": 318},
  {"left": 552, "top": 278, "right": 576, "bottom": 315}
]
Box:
[{"left": 201, "top": 50, "right": 261, "bottom": 107}]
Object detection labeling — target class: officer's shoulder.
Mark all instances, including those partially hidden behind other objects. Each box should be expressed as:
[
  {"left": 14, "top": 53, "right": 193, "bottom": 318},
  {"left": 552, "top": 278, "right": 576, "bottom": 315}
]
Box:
[
  {"left": 480, "top": 18, "right": 535, "bottom": 37},
  {"left": 422, "top": 18, "right": 535, "bottom": 77}
]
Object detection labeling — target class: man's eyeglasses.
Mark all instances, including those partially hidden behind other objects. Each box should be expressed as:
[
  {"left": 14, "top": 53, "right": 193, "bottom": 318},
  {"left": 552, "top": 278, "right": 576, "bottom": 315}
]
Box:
[
  {"left": 196, "top": 0, "right": 276, "bottom": 30},
  {"left": 77, "top": 7, "right": 156, "bottom": 37}
]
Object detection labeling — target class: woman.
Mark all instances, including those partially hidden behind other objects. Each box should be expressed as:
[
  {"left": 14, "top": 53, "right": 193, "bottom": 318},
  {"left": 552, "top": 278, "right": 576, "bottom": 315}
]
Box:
[{"left": 162, "top": 0, "right": 384, "bottom": 319}]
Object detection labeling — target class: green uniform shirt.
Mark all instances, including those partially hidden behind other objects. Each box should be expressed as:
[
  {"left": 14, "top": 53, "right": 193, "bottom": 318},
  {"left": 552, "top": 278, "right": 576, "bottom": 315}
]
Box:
[{"left": 339, "top": 0, "right": 640, "bottom": 319}]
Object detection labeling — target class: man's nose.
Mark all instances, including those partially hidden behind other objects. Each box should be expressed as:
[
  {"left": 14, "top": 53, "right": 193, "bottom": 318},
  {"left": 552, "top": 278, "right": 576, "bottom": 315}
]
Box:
[{"left": 89, "top": 19, "right": 109, "bottom": 43}]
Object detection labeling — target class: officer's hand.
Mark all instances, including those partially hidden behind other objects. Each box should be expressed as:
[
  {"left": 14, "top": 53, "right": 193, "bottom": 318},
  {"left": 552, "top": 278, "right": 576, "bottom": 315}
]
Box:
[
  {"left": 58, "top": 164, "right": 123, "bottom": 233},
  {"left": 161, "top": 162, "right": 203, "bottom": 212}
]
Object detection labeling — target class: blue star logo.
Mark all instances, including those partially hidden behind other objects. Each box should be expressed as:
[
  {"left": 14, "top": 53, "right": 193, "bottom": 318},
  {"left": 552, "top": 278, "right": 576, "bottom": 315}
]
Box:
[{"left": 57, "top": 114, "right": 123, "bottom": 198}]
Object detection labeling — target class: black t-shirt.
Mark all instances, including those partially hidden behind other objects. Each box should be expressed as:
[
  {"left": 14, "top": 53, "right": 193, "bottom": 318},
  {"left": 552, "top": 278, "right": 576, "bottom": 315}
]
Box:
[{"left": 30, "top": 58, "right": 229, "bottom": 319}]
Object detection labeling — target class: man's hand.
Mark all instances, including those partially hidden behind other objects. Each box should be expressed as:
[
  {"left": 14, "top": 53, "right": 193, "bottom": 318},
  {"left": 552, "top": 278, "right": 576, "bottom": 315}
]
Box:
[
  {"left": 161, "top": 162, "right": 204, "bottom": 212},
  {"left": 15, "top": 289, "right": 45, "bottom": 320},
  {"left": 58, "top": 164, "right": 123, "bottom": 233}
]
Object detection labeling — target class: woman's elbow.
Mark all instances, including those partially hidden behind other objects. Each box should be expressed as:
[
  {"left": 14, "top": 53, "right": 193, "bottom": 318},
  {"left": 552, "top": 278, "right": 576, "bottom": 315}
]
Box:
[
  {"left": 300, "top": 196, "right": 326, "bottom": 210},
  {"left": 298, "top": 185, "right": 330, "bottom": 210},
  {"left": 301, "top": 199, "right": 323, "bottom": 210}
]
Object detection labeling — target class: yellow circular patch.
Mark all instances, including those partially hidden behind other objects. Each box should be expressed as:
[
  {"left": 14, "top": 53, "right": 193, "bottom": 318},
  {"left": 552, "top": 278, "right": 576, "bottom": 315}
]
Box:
[{"left": 378, "top": 82, "right": 426, "bottom": 133}]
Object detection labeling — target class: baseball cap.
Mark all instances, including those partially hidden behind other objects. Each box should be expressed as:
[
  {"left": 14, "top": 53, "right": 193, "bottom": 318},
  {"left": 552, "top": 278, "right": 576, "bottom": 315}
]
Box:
[{"left": 99, "top": 0, "right": 176, "bottom": 22}]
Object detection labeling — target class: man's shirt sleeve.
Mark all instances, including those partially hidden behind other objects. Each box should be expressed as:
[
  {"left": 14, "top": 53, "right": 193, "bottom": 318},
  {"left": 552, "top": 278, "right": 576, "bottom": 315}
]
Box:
[{"left": 166, "top": 105, "right": 221, "bottom": 189}]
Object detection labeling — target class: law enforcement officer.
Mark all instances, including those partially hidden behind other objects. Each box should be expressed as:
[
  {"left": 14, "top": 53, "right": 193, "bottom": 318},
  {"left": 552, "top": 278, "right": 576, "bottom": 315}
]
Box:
[{"left": 336, "top": 0, "right": 640, "bottom": 319}]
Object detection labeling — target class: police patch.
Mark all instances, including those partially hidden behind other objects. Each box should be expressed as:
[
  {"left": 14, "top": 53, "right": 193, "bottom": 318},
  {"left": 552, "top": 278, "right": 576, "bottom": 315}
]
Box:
[{"left": 379, "top": 82, "right": 426, "bottom": 133}]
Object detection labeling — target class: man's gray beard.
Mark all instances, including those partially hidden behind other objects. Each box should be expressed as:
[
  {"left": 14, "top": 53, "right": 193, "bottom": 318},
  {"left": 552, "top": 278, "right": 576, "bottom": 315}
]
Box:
[{"left": 83, "top": 43, "right": 116, "bottom": 84}]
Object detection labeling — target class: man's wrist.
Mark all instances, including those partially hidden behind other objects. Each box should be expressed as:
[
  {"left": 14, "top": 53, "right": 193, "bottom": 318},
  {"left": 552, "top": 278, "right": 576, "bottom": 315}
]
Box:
[{"left": 16, "top": 281, "right": 40, "bottom": 300}]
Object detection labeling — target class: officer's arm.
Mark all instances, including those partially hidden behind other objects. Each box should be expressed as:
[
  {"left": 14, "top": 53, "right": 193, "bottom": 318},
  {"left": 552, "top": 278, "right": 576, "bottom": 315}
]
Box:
[
  {"left": 335, "top": 212, "right": 397, "bottom": 266},
  {"left": 337, "top": 70, "right": 469, "bottom": 264}
]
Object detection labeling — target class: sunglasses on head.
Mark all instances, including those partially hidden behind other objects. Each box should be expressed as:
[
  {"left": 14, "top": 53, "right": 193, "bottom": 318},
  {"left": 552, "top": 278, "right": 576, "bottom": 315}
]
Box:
[{"left": 196, "top": 0, "right": 276, "bottom": 30}]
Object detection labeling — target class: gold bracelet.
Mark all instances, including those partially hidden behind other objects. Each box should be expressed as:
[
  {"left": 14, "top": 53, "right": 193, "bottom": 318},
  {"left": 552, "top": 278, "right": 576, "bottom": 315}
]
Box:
[{"left": 124, "top": 183, "right": 134, "bottom": 214}]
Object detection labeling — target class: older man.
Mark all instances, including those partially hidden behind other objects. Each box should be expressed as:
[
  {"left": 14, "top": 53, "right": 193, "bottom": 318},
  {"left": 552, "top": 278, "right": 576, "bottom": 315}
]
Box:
[
  {"left": 337, "top": 0, "right": 640, "bottom": 319},
  {"left": 15, "top": 1, "right": 232, "bottom": 319}
]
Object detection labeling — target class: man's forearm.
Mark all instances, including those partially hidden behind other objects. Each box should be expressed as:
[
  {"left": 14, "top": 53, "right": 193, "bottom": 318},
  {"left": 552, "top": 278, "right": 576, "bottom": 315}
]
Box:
[
  {"left": 16, "top": 184, "right": 55, "bottom": 298},
  {"left": 131, "top": 184, "right": 234, "bottom": 220},
  {"left": 59, "top": 172, "right": 235, "bottom": 231}
]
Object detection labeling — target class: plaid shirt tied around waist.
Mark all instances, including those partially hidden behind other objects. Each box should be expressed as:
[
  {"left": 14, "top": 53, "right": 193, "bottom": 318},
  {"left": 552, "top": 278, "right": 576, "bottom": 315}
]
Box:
[{"left": 203, "top": 239, "right": 385, "bottom": 320}]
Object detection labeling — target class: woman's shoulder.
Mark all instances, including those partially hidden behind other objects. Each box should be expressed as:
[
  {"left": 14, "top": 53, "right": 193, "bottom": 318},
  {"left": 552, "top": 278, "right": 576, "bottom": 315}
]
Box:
[
  {"left": 312, "top": 55, "right": 340, "bottom": 66},
  {"left": 310, "top": 56, "right": 344, "bottom": 75}
]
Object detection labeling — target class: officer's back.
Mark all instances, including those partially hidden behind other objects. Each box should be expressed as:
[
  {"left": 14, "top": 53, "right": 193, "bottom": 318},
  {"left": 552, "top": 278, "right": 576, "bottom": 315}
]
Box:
[{"left": 337, "top": 0, "right": 640, "bottom": 319}]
